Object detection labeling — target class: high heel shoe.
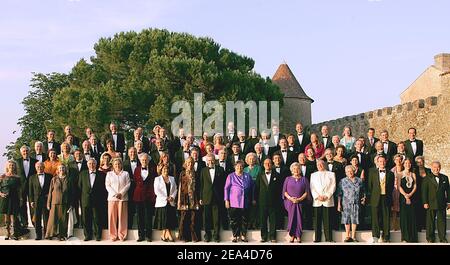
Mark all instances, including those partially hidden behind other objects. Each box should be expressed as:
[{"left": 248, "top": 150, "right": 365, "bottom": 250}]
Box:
[
  {"left": 289, "top": 237, "right": 295, "bottom": 243},
  {"left": 161, "top": 237, "right": 168, "bottom": 242}
]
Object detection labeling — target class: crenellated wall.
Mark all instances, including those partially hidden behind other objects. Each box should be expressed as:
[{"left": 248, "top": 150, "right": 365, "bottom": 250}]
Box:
[{"left": 310, "top": 94, "right": 450, "bottom": 174}]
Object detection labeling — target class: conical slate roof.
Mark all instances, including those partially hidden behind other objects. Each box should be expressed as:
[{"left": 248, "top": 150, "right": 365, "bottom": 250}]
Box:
[{"left": 272, "top": 63, "right": 314, "bottom": 102}]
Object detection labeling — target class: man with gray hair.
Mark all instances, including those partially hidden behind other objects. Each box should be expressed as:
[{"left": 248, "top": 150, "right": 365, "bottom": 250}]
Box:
[
  {"left": 32, "top": 141, "right": 47, "bottom": 163},
  {"left": 422, "top": 161, "right": 450, "bottom": 243},
  {"left": 78, "top": 158, "right": 105, "bottom": 241},
  {"left": 16, "top": 145, "right": 38, "bottom": 229}
]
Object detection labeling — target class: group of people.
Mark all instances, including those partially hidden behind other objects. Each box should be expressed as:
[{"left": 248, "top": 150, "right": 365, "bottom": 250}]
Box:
[{"left": 0, "top": 121, "right": 448, "bottom": 244}]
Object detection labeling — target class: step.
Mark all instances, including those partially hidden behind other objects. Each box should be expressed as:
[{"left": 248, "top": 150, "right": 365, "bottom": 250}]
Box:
[{"left": 0, "top": 228, "right": 449, "bottom": 245}]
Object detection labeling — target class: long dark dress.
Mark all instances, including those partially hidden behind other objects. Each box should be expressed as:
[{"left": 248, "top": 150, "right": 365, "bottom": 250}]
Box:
[
  {"left": 414, "top": 167, "right": 430, "bottom": 231},
  {"left": 400, "top": 175, "right": 418, "bottom": 242},
  {"left": 0, "top": 176, "right": 20, "bottom": 215},
  {"left": 282, "top": 176, "right": 311, "bottom": 238},
  {"left": 177, "top": 170, "right": 200, "bottom": 241},
  {"left": 154, "top": 182, "right": 177, "bottom": 230}
]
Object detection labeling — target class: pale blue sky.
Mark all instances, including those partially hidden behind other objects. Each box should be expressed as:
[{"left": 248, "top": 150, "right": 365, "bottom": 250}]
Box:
[{"left": 1, "top": 0, "right": 449, "bottom": 170}]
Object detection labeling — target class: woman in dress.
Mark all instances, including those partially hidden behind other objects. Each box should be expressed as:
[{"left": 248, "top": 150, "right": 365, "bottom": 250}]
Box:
[
  {"left": 105, "top": 158, "right": 130, "bottom": 241},
  {"left": 390, "top": 154, "right": 403, "bottom": 231},
  {"left": 305, "top": 133, "right": 324, "bottom": 159},
  {"left": 65, "top": 134, "right": 78, "bottom": 153},
  {"left": 340, "top": 126, "right": 356, "bottom": 155},
  {"left": 350, "top": 155, "right": 365, "bottom": 181},
  {"left": 44, "top": 149, "right": 61, "bottom": 177},
  {"left": 399, "top": 158, "right": 418, "bottom": 242},
  {"left": 0, "top": 161, "right": 21, "bottom": 240},
  {"left": 334, "top": 145, "right": 348, "bottom": 166},
  {"left": 282, "top": 162, "right": 311, "bottom": 243},
  {"left": 177, "top": 157, "right": 200, "bottom": 242},
  {"left": 104, "top": 139, "right": 121, "bottom": 159},
  {"left": 244, "top": 152, "right": 262, "bottom": 230},
  {"left": 46, "top": 164, "right": 74, "bottom": 240},
  {"left": 213, "top": 134, "right": 225, "bottom": 156},
  {"left": 337, "top": 165, "right": 366, "bottom": 242},
  {"left": 154, "top": 164, "right": 177, "bottom": 242},
  {"left": 199, "top": 132, "right": 210, "bottom": 157},
  {"left": 58, "top": 143, "right": 74, "bottom": 166},
  {"left": 158, "top": 152, "right": 177, "bottom": 179},
  {"left": 224, "top": 160, "right": 254, "bottom": 243},
  {"left": 305, "top": 147, "right": 318, "bottom": 172},
  {"left": 413, "top": 156, "right": 430, "bottom": 231}
]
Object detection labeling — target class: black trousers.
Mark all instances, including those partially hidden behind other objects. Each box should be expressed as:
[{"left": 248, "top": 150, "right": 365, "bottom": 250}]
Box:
[
  {"left": 136, "top": 201, "right": 154, "bottom": 239},
  {"left": 33, "top": 201, "right": 49, "bottom": 238},
  {"left": 371, "top": 196, "right": 391, "bottom": 240},
  {"left": 19, "top": 196, "right": 31, "bottom": 227},
  {"left": 426, "top": 208, "right": 447, "bottom": 242},
  {"left": 302, "top": 202, "right": 313, "bottom": 230},
  {"left": 82, "top": 205, "right": 102, "bottom": 240},
  {"left": 228, "top": 208, "right": 249, "bottom": 237},
  {"left": 259, "top": 206, "right": 277, "bottom": 241},
  {"left": 203, "top": 204, "right": 220, "bottom": 240},
  {"left": 128, "top": 201, "right": 136, "bottom": 229},
  {"left": 313, "top": 206, "right": 333, "bottom": 242}
]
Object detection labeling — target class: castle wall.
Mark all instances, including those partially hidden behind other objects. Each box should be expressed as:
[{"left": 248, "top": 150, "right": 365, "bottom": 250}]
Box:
[
  {"left": 310, "top": 94, "right": 450, "bottom": 175},
  {"left": 400, "top": 66, "right": 444, "bottom": 104}
]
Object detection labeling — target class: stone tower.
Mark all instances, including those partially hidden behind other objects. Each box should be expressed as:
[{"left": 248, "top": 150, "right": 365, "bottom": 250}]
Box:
[
  {"left": 400, "top": 53, "right": 450, "bottom": 103},
  {"left": 272, "top": 63, "right": 313, "bottom": 132}
]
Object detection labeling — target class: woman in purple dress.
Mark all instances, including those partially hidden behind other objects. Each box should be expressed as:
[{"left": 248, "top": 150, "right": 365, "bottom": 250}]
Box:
[{"left": 282, "top": 162, "right": 311, "bottom": 243}]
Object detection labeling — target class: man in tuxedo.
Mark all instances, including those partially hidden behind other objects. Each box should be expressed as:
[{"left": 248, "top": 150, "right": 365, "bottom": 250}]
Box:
[
  {"left": 272, "top": 153, "right": 290, "bottom": 229},
  {"left": 16, "top": 145, "right": 37, "bottom": 228},
  {"left": 78, "top": 159, "right": 105, "bottom": 241},
  {"left": 365, "top": 128, "right": 379, "bottom": 155},
  {"left": 310, "top": 159, "right": 336, "bottom": 242},
  {"left": 123, "top": 147, "right": 142, "bottom": 229},
  {"left": 320, "top": 125, "right": 333, "bottom": 149},
  {"left": 171, "top": 128, "right": 186, "bottom": 156},
  {"left": 368, "top": 155, "right": 395, "bottom": 243},
  {"left": 294, "top": 122, "right": 310, "bottom": 154},
  {"left": 31, "top": 141, "right": 47, "bottom": 163},
  {"left": 64, "top": 125, "right": 80, "bottom": 147},
  {"left": 200, "top": 154, "right": 226, "bottom": 242},
  {"left": 68, "top": 149, "right": 87, "bottom": 228},
  {"left": 254, "top": 143, "right": 267, "bottom": 167},
  {"left": 150, "top": 138, "right": 168, "bottom": 165},
  {"left": 216, "top": 148, "right": 233, "bottom": 176},
  {"left": 298, "top": 153, "right": 314, "bottom": 229},
  {"left": 352, "top": 139, "right": 370, "bottom": 172},
  {"left": 277, "top": 138, "right": 295, "bottom": 168},
  {"left": 422, "top": 161, "right": 450, "bottom": 243},
  {"left": 287, "top": 134, "right": 301, "bottom": 159},
  {"left": 191, "top": 148, "right": 206, "bottom": 180},
  {"left": 84, "top": 127, "right": 93, "bottom": 142},
  {"left": 404, "top": 127, "right": 424, "bottom": 166},
  {"left": 380, "top": 130, "right": 397, "bottom": 166},
  {"left": 133, "top": 154, "right": 157, "bottom": 242},
  {"left": 174, "top": 140, "right": 191, "bottom": 174},
  {"left": 133, "top": 129, "right": 150, "bottom": 154},
  {"left": 260, "top": 131, "right": 272, "bottom": 157},
  {"left": 324, "top": 148, "right": 345, "bottom": 230},
  {"left": 28, "top": 162, "right": 52, "bottom": 240},
  {"left": 254, "top": 158, "right": 282, "bottom": 243},
  {"left": 81, "top": 140, "right": 93, "bottom": 162},
  {"left": 237, "top": 131, "right": 251, "bottom": 156},
  {"left": 228, "top": 142, "right": 245, "bottom": 167},
  {"left": 43, "top": 129, "right": 61, "bottom": 155},
  {"left": 89, "top": 134, "right": 104, "bottom": 163},
  {"left": 370, "top": 141, "right": 387, "bottom": 169},
  {"left": 268, "top": 125, "right": 284, "bottom": 149},
  {"left": 224, "top": 122, "right": 239, "bottom": 149},
  {"left": 102, "top": 122, "right": 126, "bottom": 155}
]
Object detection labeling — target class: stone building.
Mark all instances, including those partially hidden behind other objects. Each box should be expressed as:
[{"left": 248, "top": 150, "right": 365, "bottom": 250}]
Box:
[
  {"left": 272, "top": 63, "right": 313, "bottom": 132},
  {"left": 400, "top": 53, "right": 450, "bottom": 103}
]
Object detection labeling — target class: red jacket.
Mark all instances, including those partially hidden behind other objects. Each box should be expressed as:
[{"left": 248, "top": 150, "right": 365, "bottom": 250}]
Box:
[{"left": 132, "top": 165, "right": 157, "bottom": 204}]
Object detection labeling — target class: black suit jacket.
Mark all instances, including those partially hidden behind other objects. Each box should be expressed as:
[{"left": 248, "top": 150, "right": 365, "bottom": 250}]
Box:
[
  {"left": 273, "top": 165, "right": 290, "bottom": 184},
  {"left": 326, "top": 161, "right": 345, "bottom": 185},
  {"left": 365, "top": 137, "right": 379, "bottom": 155},
  {"left": 228, "top": 153, "right": 245, "bottom": 167},
  {"left": 300, "top": 163, "right": 315, "bottom": 182},
  {"left": 16, "top": 157, "right": 38, "bottom": 198},
  {"left": 421, "top": 173, "right": 450, "bottom": 210},
  {"left": 31, "top": 152, "right": 48, "bottom": 163},
  {"left": 255, "top": 153, "right": 268, "bottom": 167},
  {"left": 238, "top": 140, "right": 252, "bottom": 156},
  {"left": 200, "top": 165, "right": 226, "bottom": 205},
  {"left": 368, "top": 168, "right": 395, "bottom": 207},
  {"left": 78, "top": 170, "right": 107, "bottom": 208},
  {"left": 28, "top": 173, "right": 52, "bottom": 208},
  {"left": 216, "top": 159, "right": 234, "bottom": 176},
  {"left": 350, "top": 151, "right": 370, "bottom": 171},
  {"left": 277, "top": 150, "right": 296, "bottom": 168},
  {"left": 294, "top": 133, "right": 310, "bottom": 155},
  {"left": 321, "top": 135, "right": 333, "bottom": 149},
  {"left": 103, "top": 132, "right": 126, "bottom": 154},
  {"left": 254, "top": 170, "right": 282, "bottom": 208},
  {"left": 404, "top": 139, "right": 424, "bottom": 162},
  {"left": 43, "top": 141, "right": 61, "bottom": 155}
]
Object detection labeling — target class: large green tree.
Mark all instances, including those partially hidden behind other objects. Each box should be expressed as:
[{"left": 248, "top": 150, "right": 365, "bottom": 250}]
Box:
[{"left": 7, "top": 28, "right": 283, "bottom": 158}]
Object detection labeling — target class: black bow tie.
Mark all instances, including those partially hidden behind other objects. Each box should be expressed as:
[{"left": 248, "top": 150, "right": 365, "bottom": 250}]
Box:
[
  {"left": 141, "top": 168, "right": 147, "bottom": 170},
  {"left": 383, "top": 142, "right": 388, "bottom": 144},
  {"left": 131, "top": 160, "right": 137, "bottom": 163},
  {"left": 322, "top": 136, "right": 328, "bottom": 138},
  {"left": 410, "top": 140, "right": 416, "bottom": 142},
  {"left": 112, "top": 133, "right": 117, "bottom": 135},
  {"left": 184, "top": 151, "right": 189, "bottom": 153},
  {"left": 265, "top": 172, "right": 271, "bottom": 175},
  {"left": 38, "top": 174, "right": 45, "bottom": 177},
  {"left": 281, "top": 150, "right": 287, "bottom": 153},
  {"left": 379, "top": 170, "right": 386, "bottom": 173},
  {"left": 90, "top": 172, "right": 96, "bottom": 175},
  {"left": 23, "top": 159, "right": 29, "bottom": 161},
  {"left": 209, "top": 167, "right": 214, "bottom": 170},
  {"left": 48, "top": 141, "right": 54, "bottom": 143},
  {"left": 77, "top": 162, "right": 82, "bottom": 164},
  {"left": 298, "top": 134, "right": 303, "bottom": 136}
]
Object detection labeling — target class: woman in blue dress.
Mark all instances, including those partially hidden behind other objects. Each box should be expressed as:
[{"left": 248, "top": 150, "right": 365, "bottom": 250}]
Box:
[{"left": 337, "top": 165, "right": 366, "bottom": 242}]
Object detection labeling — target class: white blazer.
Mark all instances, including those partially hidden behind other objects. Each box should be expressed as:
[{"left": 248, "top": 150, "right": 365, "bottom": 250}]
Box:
[
  {"left": 154, "top": 175, "right": 177, "bottom": 208},
  {"left": 310, "top": 170, "right": 336, "bottom": 207},
  {"left": 105, "top": 170, "right": 131, "bottom": 201}
]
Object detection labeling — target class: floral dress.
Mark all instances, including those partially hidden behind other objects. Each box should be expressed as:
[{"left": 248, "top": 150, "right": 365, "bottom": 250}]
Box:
[{"left": 337, "top": 177, "right": 365, "bottom": 224}]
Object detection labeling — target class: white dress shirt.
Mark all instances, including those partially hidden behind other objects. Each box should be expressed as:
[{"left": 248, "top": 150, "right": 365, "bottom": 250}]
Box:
[
  {"left": 383, "top": 142, "right": 389, "bottom": 154},
  {"left": 411, "top": 140, "right": 417, "bottom": 155},
  {"left": 89, "top": 172, "right": 96, "bottom": 188},
  {"left": 301, "top": 165, "right": 306, "bottom": 177},
  {"left": 209, "top": 167, "right": 215, "bottom": 183},
  {"left": 265, "top": 172, "right": 271, "bottom": 184},
  {"left": 322, "top": 137, "right": 328, "bottom": 147},
  {"left": 23, "top": 159, "right": 30, "bottom": 177},
  {"left": 141, "top": 168, "right": 149, "bottom": 181},
  {"left": 36, "top": 154, "right": 43, "bottom": 163},
  {"left": 130, "top": 160, "right": 138, "bottom": 175},
  {"left": 297, "top": 134, "right": 304, "bottom": 145},
  {"left": 38, "top": 173, "right": 45, "bottom": 188},
  {"left": 112, "top": 134, "right": 118, "bottom": 150}
]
